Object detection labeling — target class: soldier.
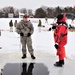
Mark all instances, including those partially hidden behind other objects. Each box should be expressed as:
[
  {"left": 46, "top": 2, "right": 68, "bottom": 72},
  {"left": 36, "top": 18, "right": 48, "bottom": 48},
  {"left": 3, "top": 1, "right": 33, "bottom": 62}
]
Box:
[
  {"left": 16, "top": 15, "right": 36, "bottom": 59},
  {"left": 45, "top": 17, "right": 48, "bottom": 24},
  {"left": 14, "top": 20, "right": 17, "bottom": 31},
  {"left": 14, "top": 20, "right": 17, "bottom": 27},
  {"left": 38, "top": 19, "right": 42, "bottom": 32},
  {"left": 9, "top": 20, "right": 13, "bottom": 32}
]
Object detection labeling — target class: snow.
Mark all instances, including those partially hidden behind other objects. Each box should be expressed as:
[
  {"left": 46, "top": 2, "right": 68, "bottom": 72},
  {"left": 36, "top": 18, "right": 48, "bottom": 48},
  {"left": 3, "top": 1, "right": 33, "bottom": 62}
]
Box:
[{"left": 0, "top": 18, "right": 75, "bottom": 75}]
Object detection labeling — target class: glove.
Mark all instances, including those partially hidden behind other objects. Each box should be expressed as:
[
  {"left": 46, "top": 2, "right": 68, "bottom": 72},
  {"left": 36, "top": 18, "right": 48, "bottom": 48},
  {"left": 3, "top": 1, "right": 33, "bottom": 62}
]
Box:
[
  {"left": 20, "top": 33, "right": 24, "bottom": 36},
  {"left": 27, "top": 33, "right": 31, "bottom": 37},
  {"left": 54, "top": 43, "right": 59, "bottom": 49},
  {"left": 52, "top": 26, "right": 56, "bottom": 29}
]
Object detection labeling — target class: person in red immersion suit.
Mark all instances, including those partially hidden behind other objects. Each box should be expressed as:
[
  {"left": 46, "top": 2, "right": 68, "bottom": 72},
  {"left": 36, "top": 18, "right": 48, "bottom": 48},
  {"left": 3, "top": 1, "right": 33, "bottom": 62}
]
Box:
[{"left": 54, "top": 14, "right": 68, "bottom": 67}]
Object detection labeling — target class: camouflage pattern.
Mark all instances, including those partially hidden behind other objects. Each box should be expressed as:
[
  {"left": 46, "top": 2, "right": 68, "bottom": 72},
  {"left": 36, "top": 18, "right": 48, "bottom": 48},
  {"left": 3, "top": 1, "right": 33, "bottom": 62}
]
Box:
[{"left": 16, "top": 20, "right": 34, "bottom": 55}]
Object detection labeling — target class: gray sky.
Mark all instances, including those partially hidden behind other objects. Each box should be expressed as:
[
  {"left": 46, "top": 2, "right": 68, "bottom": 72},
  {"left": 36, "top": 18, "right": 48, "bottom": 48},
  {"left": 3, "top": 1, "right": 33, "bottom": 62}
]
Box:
[{"left": 0, "top": 0, "right": 75, "bottom": 10}]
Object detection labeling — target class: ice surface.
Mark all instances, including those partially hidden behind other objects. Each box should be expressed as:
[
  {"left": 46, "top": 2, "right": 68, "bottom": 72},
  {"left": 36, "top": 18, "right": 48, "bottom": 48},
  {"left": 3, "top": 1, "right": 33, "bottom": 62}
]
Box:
[{"left": 0, "top": 18, "right": 75, "bottom": 75}]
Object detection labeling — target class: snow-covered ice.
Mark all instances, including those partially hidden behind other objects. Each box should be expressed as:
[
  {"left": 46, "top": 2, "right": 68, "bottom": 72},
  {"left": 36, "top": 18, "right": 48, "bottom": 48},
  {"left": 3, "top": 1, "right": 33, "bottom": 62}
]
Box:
[{"left": 0, "top": 18, "right": 75, "bottom": 75}]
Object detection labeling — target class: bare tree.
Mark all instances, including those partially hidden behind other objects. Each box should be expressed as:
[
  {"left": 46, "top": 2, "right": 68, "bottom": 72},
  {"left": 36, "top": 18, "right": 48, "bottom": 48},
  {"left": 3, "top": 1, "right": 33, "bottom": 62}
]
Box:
[
  {"left": 14, "top": 9, "right": 19, "bottom": 18},
  {"left": 35, "top": 7, "right": 46, "bottom": 18},
  {"left": 20, "top": 8, "right": 27, "bottom": 14},
  {"left": 28, "top": 9, "right": 33, "bottom": 16}
]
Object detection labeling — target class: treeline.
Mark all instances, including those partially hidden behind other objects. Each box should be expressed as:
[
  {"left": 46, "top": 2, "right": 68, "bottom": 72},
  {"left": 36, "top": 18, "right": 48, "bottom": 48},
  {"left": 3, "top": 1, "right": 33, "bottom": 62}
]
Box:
[
  {"left": 0, "top": 6, "right": 75, "bottom": 18},
  {"left": 35, "top": 6, "right": 75, "bottom": 18},
  {"left": 0, "top": 6, "right": 19, "bottom": 18}
]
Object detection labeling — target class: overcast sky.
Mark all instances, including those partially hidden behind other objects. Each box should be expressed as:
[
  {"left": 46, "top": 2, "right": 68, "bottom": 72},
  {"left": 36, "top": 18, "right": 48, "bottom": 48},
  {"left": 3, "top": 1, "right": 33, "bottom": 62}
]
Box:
[{"left": 0, "top": 0, "right": 75, "bottom": 10}]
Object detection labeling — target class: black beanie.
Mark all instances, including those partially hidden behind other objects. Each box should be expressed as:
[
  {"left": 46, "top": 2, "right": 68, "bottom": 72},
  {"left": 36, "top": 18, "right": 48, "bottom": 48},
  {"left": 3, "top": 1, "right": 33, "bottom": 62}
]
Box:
[{"left": 57, "top": 14, "right": 63, "bottom": 20}]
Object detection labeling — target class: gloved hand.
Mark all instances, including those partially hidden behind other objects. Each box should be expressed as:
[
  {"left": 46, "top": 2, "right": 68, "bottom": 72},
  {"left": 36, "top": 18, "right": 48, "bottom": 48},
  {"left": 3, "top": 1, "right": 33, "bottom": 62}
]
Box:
[
  {"left": 52, "top": 26, "right": 56, "bottom": 29},
  {"left": 20, "top": 33, "right": 24, "bottom": 36},
  {"left": 27, "top": 33, "right": 31, "bottom": 37},
  {"left": 54, "top": 43, "right": 59, "bottom": 49}
]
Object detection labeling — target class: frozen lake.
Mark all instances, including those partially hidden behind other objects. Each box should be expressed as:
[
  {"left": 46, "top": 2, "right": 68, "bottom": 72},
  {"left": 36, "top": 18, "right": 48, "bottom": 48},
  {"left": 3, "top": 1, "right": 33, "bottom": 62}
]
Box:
[
  {"left": 0, "top": 18, "right": 75, "bottom": 59},
  {"left": 0, "top": 18, "right": 75, "bottom": 75}
]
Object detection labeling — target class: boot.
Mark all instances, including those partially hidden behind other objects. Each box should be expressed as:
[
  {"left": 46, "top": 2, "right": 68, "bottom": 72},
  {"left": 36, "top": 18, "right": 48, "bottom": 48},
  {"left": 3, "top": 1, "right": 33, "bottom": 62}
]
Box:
[
  {"left": 56, "top": 60, "right": 64, "bottom": 65},
  {"left": 61, "top": 60, "right": 64, "bottom": 65},
  {"left": 22, "top": 54, "right": 26, "bottom": 59},
  {"left": 54, "top": 62, "right": 62, "bottom": 67},
  {"left": 54, "top": 60, "right": 64, "bottom": 67},
  {"left": 31, "top": 55, "right": 36, "bottom": 59}
]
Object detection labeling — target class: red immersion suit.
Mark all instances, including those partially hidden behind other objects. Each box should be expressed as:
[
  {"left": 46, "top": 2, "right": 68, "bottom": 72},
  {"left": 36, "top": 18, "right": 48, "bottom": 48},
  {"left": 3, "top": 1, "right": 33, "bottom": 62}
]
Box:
[{"left": 54, "top": 24, "right": 68, "bottom": 60}]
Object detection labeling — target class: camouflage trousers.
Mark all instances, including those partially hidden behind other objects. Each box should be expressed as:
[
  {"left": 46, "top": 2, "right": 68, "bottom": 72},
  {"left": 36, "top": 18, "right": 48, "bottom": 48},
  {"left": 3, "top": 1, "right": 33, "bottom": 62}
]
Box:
[
  {"left": 20, "top": 36, "right": 34, "bottom": 55},
  {"left": 10, "top": 27, "right": 13, "bottom": 32}
]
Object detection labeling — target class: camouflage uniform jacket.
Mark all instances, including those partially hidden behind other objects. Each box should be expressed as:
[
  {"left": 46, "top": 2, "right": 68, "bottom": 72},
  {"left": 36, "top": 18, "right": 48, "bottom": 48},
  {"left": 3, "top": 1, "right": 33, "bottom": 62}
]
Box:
[{"left": 16, "top": 20, "right": 34, "bottom": 37}]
